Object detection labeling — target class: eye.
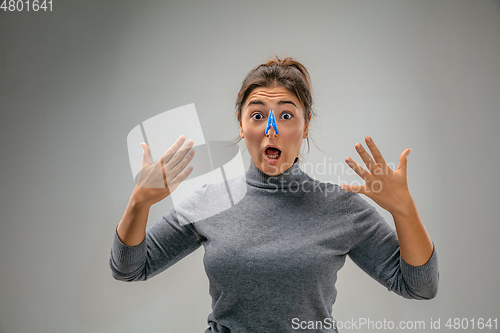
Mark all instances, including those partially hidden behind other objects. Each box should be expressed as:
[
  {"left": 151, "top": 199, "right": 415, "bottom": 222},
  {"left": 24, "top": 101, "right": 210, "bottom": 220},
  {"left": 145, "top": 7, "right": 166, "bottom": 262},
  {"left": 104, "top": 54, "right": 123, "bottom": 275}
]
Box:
[
  {"left": 281, "top": 112, "right": 293, "bottom": 120},
  {"left": 252, "top": 113, "right": 264, "bottom": 120}
]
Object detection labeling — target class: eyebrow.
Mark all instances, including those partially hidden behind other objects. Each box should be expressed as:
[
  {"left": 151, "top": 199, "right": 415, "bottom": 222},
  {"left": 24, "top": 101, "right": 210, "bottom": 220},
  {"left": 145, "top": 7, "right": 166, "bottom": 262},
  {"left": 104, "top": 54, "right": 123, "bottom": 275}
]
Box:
[{"left": 247, "top": 99, "right": 297, "bottom": 108}]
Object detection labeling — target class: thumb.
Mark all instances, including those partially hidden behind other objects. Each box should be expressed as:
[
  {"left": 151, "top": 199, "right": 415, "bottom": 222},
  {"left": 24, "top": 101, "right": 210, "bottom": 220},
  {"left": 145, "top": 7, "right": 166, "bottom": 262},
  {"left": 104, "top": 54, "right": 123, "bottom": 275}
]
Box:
[
  {"left": 141, "top": 142, "right": 152, "bottom": 167},
  {"left": 397, "top": 148, "right": 411, "bottom": 174}
]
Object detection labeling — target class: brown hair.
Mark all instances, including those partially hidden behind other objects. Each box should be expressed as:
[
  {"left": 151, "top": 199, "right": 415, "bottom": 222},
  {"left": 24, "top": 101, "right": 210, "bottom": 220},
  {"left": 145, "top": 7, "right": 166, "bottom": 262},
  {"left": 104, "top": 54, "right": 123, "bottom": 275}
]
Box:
[{"left": 235, "top": 55, "right": 314, "bottom": 158}]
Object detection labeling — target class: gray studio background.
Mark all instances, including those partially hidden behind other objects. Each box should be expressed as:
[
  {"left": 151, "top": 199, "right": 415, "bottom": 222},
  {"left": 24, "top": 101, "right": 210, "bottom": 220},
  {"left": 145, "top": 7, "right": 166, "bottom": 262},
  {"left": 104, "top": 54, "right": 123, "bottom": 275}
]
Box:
[{"left": 1, "top": 1, "right": 499, "bottom": 332}]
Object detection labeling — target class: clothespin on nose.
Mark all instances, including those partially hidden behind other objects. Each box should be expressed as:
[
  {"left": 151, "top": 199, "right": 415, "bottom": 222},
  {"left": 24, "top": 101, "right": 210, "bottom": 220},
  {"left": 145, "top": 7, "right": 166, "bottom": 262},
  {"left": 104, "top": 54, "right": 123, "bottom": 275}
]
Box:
[{"left": 265, "top": 110, "right": 279, "bottom": 137}]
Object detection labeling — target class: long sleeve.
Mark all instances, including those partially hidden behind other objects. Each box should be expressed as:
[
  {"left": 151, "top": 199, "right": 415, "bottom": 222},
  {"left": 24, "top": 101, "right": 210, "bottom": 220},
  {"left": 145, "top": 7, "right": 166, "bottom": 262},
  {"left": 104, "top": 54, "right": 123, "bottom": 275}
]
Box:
[
  {"left": 346, "top": 192, "right": 439, "bottom": 300},
  {"left": 109, "top": 186, "right": 207, "bottom": 282}
]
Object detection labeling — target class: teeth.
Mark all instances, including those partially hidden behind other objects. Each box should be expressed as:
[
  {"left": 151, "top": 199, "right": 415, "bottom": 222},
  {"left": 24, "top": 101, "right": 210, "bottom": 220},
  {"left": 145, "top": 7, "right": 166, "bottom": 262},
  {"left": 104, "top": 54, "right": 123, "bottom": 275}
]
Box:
[{"left": 266, "top": 154, "right": 279, "bottom": 159}]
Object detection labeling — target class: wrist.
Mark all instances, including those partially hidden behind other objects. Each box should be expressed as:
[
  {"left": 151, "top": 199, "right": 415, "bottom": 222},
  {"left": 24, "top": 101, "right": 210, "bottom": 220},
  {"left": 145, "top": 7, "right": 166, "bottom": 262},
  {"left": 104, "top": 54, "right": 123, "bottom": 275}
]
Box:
[
  {"left": 389, "top": 195, "right": 418, "bottom": 220},
  {"left": 129, "top": 186, "right": 154, "bottom": 209}
]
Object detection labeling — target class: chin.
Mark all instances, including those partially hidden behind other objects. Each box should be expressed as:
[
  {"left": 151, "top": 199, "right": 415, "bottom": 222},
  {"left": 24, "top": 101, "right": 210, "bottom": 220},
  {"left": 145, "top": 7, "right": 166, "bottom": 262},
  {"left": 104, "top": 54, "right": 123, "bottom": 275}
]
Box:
[{"left": 264, "top": 157, "right": 294, "bottom": 175}]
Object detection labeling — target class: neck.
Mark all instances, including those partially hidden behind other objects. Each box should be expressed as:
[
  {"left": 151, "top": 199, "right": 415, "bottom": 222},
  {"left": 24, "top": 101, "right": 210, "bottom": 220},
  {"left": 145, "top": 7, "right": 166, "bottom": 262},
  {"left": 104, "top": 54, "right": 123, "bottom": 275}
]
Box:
[{"left": 245, "top": 157, "right": 310, "bottom": 189}]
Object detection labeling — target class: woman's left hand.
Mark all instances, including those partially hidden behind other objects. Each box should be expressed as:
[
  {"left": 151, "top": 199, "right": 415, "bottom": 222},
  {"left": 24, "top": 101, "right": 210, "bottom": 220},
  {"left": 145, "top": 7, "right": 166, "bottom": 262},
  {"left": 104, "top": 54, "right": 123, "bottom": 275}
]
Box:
[{"left": 341, "top": 136, "right": 413, "bottom": 216}]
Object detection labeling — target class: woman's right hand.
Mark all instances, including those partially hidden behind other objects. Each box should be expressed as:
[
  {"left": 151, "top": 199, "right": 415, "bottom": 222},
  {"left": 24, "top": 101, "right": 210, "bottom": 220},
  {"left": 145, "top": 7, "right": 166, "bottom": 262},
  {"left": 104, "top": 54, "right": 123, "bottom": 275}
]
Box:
[{"left": 132, "top": 135, "right": 195, "bottom": 207}]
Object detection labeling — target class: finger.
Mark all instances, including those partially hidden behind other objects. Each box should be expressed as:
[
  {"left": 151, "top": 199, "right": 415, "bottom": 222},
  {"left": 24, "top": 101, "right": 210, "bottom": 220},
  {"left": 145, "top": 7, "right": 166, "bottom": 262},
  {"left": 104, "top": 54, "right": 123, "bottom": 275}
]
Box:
[
  {"left": 341, "top": 184, "right": 366, "bottom": 194},
  {"left": 168, "top": 148, "right": 195, "bottom": 179},
  {"left": 160, "top": 135, "right": 186, "bottom": 164},
  {"left": 163, "top": 139, "right": 194, "bottom": 171},
  {"left": 397, "top": 148, "right": 411, "bottom": 175},
  {"left": 167, "top": 164, "right": 195, "bottom": 192},
  {"left": 141, "top": 142, "right": 151, "bottom": 167},
  {"left": 365, "top": 136, "right": 388, "bottom": 169},
  {"left": 355, "top": 143, "right": 378, "bottom": 174},
  {"left": 345, "top": 156, "right": 368, "bottom": 180}
]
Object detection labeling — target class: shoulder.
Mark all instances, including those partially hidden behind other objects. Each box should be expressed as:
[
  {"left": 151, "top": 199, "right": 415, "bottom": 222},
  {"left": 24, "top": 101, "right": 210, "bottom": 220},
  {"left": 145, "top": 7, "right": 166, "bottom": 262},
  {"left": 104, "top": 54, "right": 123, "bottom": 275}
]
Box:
[
  {"left": 203, "top": 173, "right": 247, "bottom": 200},
  {"left": 176, "top": 174, "right": 247, "bottom": 224},
  {"left": 302, "top": 171, "right": 372, "bottom": 209},
  {"left": 302, "top": 173, "right": 379, "bottom": 214},
  {"left": 303, "top": 175, "right": 351, "bottom": 201}
]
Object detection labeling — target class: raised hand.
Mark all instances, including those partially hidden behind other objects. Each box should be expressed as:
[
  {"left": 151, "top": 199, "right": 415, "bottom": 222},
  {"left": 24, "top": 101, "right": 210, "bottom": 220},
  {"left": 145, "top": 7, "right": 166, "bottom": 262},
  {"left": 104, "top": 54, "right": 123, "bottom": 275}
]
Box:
[
  {"left": 341, "top": 136, "right": 412, "bottom": 216},
  {"left": 134, "top": 135, "right": 195, "bottom": 206}
]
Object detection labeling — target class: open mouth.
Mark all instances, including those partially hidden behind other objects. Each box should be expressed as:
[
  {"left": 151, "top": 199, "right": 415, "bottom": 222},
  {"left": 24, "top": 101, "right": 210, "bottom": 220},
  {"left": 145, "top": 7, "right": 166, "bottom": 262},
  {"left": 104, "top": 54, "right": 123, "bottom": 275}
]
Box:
[{"left": 265, "top": 146, "right": 281, "bottom": 160}]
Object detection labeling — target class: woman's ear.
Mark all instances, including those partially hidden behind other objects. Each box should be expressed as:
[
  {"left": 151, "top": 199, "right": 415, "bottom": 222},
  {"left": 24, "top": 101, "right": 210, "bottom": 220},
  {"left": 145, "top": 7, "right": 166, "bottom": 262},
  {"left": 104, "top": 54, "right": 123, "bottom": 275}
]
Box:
[
  {"left": 303, "top": 113, "right": 312, "bottom": 138},
  {"left": 237, "top": 112, "right": 244, "bottom": 138}
]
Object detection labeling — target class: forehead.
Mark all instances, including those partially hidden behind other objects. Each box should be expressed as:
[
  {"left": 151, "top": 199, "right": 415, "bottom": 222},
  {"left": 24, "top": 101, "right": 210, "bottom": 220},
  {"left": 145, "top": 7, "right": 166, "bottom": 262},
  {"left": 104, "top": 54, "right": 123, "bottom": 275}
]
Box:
[{"left": 245, "top": 86, "right": 300, "bottom": 106}]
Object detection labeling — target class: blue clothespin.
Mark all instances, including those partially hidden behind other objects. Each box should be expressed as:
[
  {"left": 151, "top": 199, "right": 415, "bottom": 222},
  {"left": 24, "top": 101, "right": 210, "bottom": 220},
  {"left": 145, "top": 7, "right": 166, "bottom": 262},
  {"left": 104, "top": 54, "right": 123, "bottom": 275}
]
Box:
[{"left": 265, "top": 110, "right": 279, "bottom": 136}]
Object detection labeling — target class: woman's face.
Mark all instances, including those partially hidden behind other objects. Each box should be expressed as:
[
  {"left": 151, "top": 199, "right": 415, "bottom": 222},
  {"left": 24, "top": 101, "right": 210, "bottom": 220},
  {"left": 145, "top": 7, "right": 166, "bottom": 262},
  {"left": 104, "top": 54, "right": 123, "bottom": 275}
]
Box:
[{"left": 239, "top": 86, "right": 310, "bottom": 176}]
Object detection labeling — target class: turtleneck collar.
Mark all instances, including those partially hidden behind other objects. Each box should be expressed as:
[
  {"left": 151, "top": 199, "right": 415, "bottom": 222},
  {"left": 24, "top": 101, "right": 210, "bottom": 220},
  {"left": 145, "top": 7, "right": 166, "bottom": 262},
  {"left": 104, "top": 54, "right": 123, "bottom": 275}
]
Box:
[{"left": 245, "top": 157, "right": 310, "bottom": 189}]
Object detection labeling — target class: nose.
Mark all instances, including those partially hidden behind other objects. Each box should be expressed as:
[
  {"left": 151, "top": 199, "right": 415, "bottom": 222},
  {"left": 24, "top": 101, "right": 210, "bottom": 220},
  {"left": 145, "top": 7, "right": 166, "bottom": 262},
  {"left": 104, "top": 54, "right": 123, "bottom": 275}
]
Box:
[
  {"left": 266, "top": 125, "right": 277, "bottom": 138},
  {"left": 265, "top": 110, "right": 279, "bottom": 138}
]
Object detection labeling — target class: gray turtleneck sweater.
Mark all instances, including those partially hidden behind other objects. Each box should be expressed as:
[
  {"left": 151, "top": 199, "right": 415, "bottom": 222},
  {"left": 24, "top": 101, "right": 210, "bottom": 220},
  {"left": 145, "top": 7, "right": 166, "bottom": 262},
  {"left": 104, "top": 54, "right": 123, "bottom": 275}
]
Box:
[{"left": 109, "top": 158, "right": 439, "bottom": 332}]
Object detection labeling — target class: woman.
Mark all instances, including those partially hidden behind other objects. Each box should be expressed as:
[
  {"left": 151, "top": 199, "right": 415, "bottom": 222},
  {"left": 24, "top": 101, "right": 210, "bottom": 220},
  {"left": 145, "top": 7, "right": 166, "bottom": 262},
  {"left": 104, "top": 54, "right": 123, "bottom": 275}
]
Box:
[{"left": 110, "top": 56, "right": 438, "bottom": 332}]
